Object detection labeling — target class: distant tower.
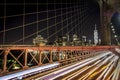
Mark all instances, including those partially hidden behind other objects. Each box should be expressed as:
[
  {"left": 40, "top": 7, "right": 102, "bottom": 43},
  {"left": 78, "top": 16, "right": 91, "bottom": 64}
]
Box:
[{"left": 94, "top": 24, "right": 98, "bottom": 45}]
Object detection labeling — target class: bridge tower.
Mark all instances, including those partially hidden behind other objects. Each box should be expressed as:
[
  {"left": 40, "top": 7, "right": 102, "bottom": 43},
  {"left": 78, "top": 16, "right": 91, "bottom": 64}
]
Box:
[{"left": 98, "top": 0, "right": 114, "bottom": 45}]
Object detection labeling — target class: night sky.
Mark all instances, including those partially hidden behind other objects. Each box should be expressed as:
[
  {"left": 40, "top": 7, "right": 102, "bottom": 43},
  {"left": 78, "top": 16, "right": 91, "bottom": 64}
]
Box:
[
  {"left": 111, "top": 12, "right": 120, "bottom": 35},
  {"left": 0, "top": 0, "right": 101, "bottom": 45}
]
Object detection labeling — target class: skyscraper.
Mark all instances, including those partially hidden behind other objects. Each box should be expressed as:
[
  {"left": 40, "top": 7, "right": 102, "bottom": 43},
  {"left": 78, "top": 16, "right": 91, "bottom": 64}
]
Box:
[{"left": 94, "top": 24, "right": 98, "bottom": 45}]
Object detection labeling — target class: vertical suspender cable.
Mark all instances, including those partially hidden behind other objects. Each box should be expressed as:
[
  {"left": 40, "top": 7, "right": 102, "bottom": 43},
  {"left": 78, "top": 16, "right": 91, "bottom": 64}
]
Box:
[
  {"left": 47, "top": 0, "right": 49, "bottom": 43},
  {"left": 37, "top": 0, "right": 39, "bottom": 36},
  {"left": 61, "top": 0, "right": 63, "bottom": 36},
  {"left": 66, "top": 0, "right": 69, "bottom": 35},
  {"left": 70, "top": 0, "right": 73, "bottom": 36},
  {"left": 77, "top": 0, "right": 80, "bottom": 37},
  {"left": 54, "top": 0, "right": 57, "bottom": 39},
  {"left": 81, "top": 1, "right": 84, "bottom": 37},
  {"left": 3, "top": 0, "right": 6, "bottom": 45},
  {"left": 74, "top": 1, "right": 77, "bottom": 35},
  {"left": 23, "top": 0, "right": 25, "bottom": 44},
  {"left": 77, "top": 1, "right": 79, "bottom": 36}
]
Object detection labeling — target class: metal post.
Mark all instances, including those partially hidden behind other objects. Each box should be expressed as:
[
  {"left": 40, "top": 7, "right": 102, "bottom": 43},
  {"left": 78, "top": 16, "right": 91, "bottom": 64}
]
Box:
[
  {"left": 65, "top": 51, "right": 68, "bottom": 64},
  {"left": 24, "top": 49, "right": 28, "bottom": 69},
  {"left": 58, "top": 50, "right": 61, "bottom": 61},
  {"left": 71, "top": 51, "right": 72, "bottom": 58},
  {"left": 50, "top": 51, "right": 53, "bottom": 63},
  {"left": 65, "top": 51, "right": 67, "bottom": 60},
  {"left": 3, "top": 49, "right": 9, "bottom": 75},
  {"left": 39, "top": 51, "right": 42, "bottom": 65}
]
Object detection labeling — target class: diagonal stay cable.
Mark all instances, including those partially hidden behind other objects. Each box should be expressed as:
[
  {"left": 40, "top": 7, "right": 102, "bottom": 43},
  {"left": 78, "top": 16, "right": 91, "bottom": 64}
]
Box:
[
  {"left": 0, "top": 6, "right": 79, "bottom": 33},
  {"left": 0, "top": 5, "right": 80, "bottom": 19},
  {"left": 47, "top": 4, "right": 96, "bottom": 40},
  {"left": 10, "top": 4, "right": 98, "bottom": 44},
  {"left": 10, "top": 9, "right": 75, "bottom": 44}
]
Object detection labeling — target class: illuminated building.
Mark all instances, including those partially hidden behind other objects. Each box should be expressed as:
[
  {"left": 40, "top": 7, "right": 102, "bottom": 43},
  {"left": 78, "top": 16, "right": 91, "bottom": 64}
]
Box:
[
  {"left": 72, "top": 34, "right": 81, "bottom": 46},
  {"left": 94, "top": 24, "right": 98, "bottom": 45},
  {"left": 33, "top": 35, "right": 47, "bottom": 46}
]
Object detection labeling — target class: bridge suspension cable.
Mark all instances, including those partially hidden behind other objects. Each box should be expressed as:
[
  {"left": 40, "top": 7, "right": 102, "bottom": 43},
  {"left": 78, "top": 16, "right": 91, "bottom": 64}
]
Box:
[
  {"left": 23, "top": 0, "right": 25, "bottom": 44},
  {"left": 10, "top": 9, "right": 78, "bottom": 44},
  {"left": 3, "top": 0, "right": 6, "bottom": 45},
  {"left": 0, "top": 6, "right": 77, "bottom": 33},
  {"left": 36, "top": 0, "right": 38, "bottom": 36},
  {"left": 0, "top": 0, "right": 99, "bottom": 45},
  {"left": 11, "top": 2, "right": 98, "bottom": 44}
]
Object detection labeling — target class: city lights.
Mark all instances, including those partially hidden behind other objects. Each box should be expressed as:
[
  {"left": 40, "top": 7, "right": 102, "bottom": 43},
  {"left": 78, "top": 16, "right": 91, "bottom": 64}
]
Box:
[{"left": 110, "top": 23, "right": 119, "bottom": 45}]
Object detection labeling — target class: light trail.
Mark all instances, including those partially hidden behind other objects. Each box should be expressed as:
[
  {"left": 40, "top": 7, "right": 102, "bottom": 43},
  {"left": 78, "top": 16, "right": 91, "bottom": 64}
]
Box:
[
  {"left": 63, "top": 55, "right": 110, "bottom": 80},
  {"left": 96, "top": 56, "right": 118, "bottom": 80},
  {"left": 79, "top": 54, "right": 115, "bottom": 80},
  {"left": 102, "top": 56, "right": 119, "bottom": 80},
  {"left": 63, "top": 59, "right": 102, "bottom": 80},
  {"left": 36, "top": 51, "right": 112, "bottom": 80},
  {"left": 31, "top": 51, "right": 120, "bottom": 80},
  {"left": 0, "top": 62, "right": 60, "bottom": 80},
  {"left": 111, "top": 60, "right": 120, "bottom": 80}
]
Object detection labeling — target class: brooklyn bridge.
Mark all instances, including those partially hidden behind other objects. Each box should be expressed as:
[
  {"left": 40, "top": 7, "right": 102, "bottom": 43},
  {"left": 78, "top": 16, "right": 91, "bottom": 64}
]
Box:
[{"left": 0, "top": 0, "right": 120, "bottom": 80}]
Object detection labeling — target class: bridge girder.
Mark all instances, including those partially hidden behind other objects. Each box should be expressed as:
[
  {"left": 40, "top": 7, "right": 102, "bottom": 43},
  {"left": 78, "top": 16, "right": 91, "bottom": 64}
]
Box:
[{"left": 0, "top": 46, "right": 118, "bottom": 76}]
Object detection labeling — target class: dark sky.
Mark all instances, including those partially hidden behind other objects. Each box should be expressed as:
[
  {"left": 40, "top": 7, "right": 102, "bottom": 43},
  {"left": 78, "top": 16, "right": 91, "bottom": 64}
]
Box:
[
  {"left": 0, "top": 0, "right": 100, "bottom": 45},
  {"left": 111, "top": 12, "right": 120, "bottom": 35},
  {"left": 110, "top": 12, "right": 120, "bottom": 44}
]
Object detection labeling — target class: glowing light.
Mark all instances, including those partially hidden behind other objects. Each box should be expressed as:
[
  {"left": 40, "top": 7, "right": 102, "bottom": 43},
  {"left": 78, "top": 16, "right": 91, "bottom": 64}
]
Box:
[
  {"left": 112, "top": 28, "right": 115, "bottom": 31},
  {"left": 116, "top": 39, "right": 118, "bottom": 42},
  {"left": 113, "top": 31, "right": 115, "bottom": 33},
  {"left": 114, "top": 35, "right": 117, "bottom": 38},
  {"left": 111, "top": 26, "right": 114, "bottom": 28}
]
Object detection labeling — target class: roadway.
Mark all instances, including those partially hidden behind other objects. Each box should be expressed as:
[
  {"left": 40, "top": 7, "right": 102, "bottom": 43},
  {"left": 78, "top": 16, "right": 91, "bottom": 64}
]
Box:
[{"left": 34, "top": 50, "right": 120, "bottom": 80}]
